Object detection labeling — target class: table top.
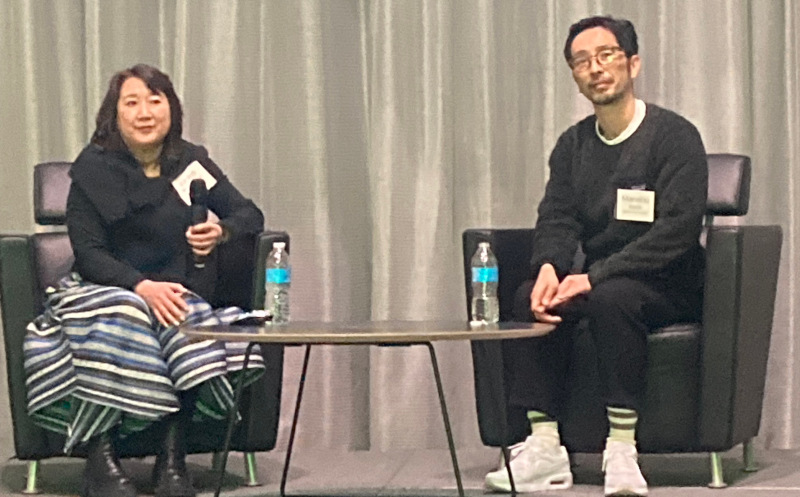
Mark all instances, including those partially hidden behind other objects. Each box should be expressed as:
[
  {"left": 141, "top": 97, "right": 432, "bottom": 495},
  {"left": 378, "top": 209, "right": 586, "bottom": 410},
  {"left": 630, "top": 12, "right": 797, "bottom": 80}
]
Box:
[{"left": 181, "top": 320, "right": 554, "bottom": 345}]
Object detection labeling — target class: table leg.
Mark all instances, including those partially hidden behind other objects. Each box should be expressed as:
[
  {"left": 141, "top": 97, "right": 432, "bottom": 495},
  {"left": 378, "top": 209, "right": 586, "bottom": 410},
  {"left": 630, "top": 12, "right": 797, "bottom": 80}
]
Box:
[
  {"left": 495, "top": 341, "right": 517, "bottom": 496},
  {"left": 280, "top": 344, "right": 313, "bottom": 497},
  {"left": 501, "top": 444, "right": 517, "bottom": 496},
  {"left": 214, "top": 341, "right": 257, "bottom": 497},
  {"left": 425, "top": 342, "right": 464, "bottom": 497},
  {"left": 475, "top": 339, "right": 517, "bottom": 495}
]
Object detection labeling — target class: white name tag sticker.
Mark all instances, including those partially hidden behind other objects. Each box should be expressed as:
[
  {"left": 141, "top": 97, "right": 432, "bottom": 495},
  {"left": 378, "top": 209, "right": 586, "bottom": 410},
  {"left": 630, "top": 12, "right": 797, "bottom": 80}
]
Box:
[
  {"left": 171, "top": 161, "right": 218, "bottom": 206},
  {"left": 615, "top": 188, "right": 655, "bottom": 223}
]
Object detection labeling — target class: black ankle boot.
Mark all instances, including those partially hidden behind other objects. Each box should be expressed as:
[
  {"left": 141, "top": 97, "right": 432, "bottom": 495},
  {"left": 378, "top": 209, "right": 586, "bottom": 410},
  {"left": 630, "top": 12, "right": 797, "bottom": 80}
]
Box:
[
  {"left": 81, "top": 432, "right": 138, "bottom": 497},
  {"left": 152, "top": 417, "right": 196, "bottom": 497}
]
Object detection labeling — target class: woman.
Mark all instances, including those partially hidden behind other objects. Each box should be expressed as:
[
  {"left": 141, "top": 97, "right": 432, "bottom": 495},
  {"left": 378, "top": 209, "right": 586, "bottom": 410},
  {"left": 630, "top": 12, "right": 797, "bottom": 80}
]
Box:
[{"left": 23, "top": 64, "right": 266, "bottom": 497}]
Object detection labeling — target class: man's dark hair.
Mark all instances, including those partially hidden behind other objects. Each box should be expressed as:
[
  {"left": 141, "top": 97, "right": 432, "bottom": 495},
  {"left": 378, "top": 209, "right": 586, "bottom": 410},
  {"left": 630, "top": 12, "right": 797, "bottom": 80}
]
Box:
[
  {"left": 91, "top": 63, "right": 184, "bottom": 158},
  {"left": 563, "top": 16, "right": 638, "bottom": 61}
]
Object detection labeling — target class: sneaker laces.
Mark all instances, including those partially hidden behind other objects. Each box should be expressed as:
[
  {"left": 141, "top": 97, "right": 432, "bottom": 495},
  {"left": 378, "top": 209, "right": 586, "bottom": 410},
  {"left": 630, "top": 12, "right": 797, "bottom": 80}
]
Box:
[
  {"left": 603, "top": 440, "right": 647, "bottom": 496},
  {"left": 603, "top": 441, "right": 638, "bottom": 472},
  {"left": 497, "top": 440, "right": 525, "bottom": 469},
  {"left": 514, "top": 435, "right": 563, "bottom": 464},
  {"left": 507, "top": 440, "right": 526, "bottom": 460}
]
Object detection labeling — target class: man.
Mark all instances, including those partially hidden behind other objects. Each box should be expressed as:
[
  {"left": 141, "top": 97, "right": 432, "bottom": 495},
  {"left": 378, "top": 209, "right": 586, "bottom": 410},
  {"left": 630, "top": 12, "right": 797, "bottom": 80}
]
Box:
[{"left": 484, "top": 16, "right": 707, "bottom": 496}]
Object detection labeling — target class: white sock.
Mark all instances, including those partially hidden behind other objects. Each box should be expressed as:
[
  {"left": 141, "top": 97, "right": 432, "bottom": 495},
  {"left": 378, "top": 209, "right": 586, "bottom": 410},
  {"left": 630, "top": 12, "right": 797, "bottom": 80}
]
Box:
[{"left": 527, "top": 410, "right": 560, "bottom": 443}]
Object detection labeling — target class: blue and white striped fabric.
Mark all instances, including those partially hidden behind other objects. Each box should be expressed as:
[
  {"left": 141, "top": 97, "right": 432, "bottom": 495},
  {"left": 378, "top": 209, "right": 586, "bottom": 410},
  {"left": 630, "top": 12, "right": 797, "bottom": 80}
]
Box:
[{"left": 23, "top": 274, "right": 264, "bottom": 453}]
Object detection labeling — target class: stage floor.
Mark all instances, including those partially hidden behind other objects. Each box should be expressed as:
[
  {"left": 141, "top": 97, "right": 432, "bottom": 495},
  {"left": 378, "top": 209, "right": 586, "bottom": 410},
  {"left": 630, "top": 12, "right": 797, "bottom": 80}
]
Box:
[{"left": 3, "top": 445, "right": 800, "bottom": 496}]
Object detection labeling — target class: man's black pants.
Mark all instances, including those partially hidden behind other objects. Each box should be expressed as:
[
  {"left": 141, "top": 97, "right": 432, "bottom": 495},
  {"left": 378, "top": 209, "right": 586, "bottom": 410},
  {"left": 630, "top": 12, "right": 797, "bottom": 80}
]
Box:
[{"left": 508, "top": 277, "right": 702, "bottom": 418}]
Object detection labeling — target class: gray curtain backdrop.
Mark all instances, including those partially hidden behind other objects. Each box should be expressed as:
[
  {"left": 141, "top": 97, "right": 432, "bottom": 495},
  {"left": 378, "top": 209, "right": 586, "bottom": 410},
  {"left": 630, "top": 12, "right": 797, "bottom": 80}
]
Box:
[{"left": 0, "top": 0, "right": 798, "bottom": 459}]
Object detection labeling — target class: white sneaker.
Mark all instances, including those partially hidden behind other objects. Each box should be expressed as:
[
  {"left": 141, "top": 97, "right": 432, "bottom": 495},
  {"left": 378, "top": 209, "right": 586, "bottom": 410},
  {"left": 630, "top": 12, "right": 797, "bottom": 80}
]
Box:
[
  {"left": 603, "top": 440, "right": 648, "bottom": 496},
  {"left": 484, "top": 435, "right": 573, "bottom": 493}
]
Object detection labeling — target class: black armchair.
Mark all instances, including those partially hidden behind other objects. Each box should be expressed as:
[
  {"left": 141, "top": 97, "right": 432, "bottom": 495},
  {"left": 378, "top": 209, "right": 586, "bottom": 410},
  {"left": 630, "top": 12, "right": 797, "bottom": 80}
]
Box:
[
  {"left": 0, "top": 161, "right": 285, "bottom": 493},
  {"left": 463, "top": 154, "right": 782, "bottom": 488}
]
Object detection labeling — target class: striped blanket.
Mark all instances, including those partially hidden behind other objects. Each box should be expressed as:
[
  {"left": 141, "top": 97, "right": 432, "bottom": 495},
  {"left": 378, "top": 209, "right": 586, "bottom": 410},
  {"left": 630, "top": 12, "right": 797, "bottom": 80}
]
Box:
[{"left": 23, "top": 274, "right": 264, "bottom": 453}]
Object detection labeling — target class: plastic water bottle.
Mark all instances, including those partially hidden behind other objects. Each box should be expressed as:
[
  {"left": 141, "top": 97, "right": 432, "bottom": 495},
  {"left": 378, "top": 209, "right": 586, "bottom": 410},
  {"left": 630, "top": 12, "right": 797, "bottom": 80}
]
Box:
[
  {"left": 471, "top": 242, "right": 499, "bottom": 324},
  {"left": 265, "top": 242, "right": 291, "bottom": 324}
]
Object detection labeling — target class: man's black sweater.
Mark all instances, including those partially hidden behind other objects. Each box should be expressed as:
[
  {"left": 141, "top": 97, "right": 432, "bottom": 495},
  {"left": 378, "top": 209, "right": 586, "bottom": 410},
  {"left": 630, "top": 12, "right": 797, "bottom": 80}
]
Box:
[{"left": 531, "top": 104, "right": 707, "bottom": 292}]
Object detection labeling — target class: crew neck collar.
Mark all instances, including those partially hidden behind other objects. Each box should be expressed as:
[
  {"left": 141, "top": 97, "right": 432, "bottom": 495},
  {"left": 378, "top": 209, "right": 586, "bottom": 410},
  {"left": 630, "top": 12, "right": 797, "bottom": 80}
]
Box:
[{"left": 596, "top": 99, "right": 646, "bottom": 145}]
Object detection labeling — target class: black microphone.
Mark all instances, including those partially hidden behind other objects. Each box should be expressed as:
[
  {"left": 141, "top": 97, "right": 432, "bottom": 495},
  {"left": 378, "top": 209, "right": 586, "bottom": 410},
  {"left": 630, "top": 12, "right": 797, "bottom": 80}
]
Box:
[{"left": 189, "top": 179, "right": 208, "bottom": 269}]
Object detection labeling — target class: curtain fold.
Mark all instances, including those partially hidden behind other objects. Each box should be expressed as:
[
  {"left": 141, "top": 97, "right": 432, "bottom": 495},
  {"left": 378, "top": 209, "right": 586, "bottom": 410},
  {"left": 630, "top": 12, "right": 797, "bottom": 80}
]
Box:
[{"left": 1, "top": 0, "right": 799, "bottom": 458}]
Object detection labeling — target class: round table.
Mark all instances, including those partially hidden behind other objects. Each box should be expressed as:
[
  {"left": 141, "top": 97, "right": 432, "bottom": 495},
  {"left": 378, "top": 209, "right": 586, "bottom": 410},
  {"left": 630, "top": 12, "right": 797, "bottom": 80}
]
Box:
[{"left": 182, "top": 320, "right": 555, "bottom": 497}]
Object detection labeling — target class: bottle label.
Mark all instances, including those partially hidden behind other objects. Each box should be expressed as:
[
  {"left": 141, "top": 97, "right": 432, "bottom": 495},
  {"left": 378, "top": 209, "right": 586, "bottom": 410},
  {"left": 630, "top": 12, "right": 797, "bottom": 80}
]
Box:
[
  {"left": 266, "top": 268, "right": 291, "bottom": 284},
  {"left": 472, "top": 267, "right": 498, "bottom": 283}
]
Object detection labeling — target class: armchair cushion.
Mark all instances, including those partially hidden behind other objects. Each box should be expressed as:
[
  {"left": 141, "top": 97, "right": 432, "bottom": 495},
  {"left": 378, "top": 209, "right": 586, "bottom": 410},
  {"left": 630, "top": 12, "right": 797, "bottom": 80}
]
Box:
[
  {"left": 32, "top": 233, "right": 74, "bottom": 308},
  {"left": 706, "top": 154, "right": 750, "bottom": 216},
  {"left": 34, "top": 162, "right": 71, "bottom": 225}
]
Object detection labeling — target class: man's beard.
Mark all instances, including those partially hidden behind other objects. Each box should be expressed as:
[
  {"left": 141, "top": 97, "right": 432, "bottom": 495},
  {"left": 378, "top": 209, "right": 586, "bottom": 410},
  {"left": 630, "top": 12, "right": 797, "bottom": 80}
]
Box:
[
  {"left": 590, "top": 85, "right": 626, "bottom": 106},
  {"left": 589, "top": 63, "right": 633, "bottom": 106}
]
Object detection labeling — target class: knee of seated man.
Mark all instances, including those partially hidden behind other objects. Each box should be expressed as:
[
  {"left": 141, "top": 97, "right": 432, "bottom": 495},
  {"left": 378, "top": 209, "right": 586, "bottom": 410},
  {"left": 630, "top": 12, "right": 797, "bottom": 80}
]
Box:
[{"left": 582, "top": 278, "right": 649, "bottom": 318}]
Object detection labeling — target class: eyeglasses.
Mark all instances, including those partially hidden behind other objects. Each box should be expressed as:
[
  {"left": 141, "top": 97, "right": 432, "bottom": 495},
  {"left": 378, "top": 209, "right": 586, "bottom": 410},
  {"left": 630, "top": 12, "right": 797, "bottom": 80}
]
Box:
[{"left": 569, "top": 46, "right": 625, "bottom": 72}]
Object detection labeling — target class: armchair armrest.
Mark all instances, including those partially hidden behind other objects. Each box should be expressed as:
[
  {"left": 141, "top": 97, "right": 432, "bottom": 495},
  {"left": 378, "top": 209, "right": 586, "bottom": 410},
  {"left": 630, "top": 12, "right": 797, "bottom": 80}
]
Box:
[
  {"left": 1, "top": 235, "right": 65, "bottom": 458},
  {"left": 463, "top": 228, "right": 536, "bottom": 446},
  {"left": 698, "top": 225, "right": 782, "bottom": 449},
  {"left": 213, "top": 230, "right": 290, "bottom": 311},
  {"left": 227, "top": 230, "right": 289, "bottom": 452}
]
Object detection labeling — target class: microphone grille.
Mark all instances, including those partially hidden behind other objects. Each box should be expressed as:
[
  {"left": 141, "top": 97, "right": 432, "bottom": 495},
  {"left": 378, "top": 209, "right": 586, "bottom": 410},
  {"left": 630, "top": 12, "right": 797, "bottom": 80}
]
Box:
[{"left": 189, "top": 179, "right": 208, "bottom": 203}]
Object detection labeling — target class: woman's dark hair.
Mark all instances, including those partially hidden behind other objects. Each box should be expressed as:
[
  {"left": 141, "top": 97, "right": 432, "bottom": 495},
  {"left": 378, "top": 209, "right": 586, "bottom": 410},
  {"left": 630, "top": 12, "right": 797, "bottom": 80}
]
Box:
[
  {"left": 91, "top": 64, "right": 183, "bottom": 157},
  {"left": 563, "top": 16, "right": 638, "bottom": 61}
]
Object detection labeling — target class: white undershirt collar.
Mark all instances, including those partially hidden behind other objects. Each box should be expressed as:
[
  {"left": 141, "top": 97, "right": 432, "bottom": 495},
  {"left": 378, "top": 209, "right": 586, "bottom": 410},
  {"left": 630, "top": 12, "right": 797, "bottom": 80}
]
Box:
[{"left": 596, "top": 99, "right": 646, "bottom": 145}]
